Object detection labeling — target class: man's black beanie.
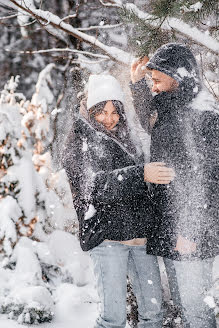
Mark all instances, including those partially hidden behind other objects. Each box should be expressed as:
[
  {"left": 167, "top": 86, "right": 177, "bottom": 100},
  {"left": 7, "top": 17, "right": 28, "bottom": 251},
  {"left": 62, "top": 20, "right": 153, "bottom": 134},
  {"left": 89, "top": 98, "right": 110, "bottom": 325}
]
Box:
[{"left": 146, "top": 43, "right": 199, "bottom": 83}]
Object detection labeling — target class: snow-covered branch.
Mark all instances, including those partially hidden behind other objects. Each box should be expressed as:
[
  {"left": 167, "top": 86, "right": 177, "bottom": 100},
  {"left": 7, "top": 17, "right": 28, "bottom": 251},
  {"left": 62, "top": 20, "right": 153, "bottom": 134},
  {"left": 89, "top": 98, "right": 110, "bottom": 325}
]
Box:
[
  {"left": 125, "top": 3, "right": 219, "bottom": 55},
  {"left": 60, "top": 14, "right": 77, "bottom": 22},
  {"left": 77, "top": 23, "right": 122, "bottom": 31},
  {"left": 0, "top": 13, "right": 18, "bottom": 20},
  {"left": 17, "top": 18, "right": 36, "bottom": 27},
  {"left": 5, "top": 47, "right": 110, "bottom": 60},
  {"left": 97, "top": 0, "right": 122, "bottom": 8},
  {"left": 72, "top": 58, "right": 108, "bottom": 65},
  {"left": 7, "top": 0, "right": 219, "bottom": 64},
  {"left": 60, "top": 2, "right": 80, "bottom": 22},
  {"left": 8, "top": 0, "right": 133, "bottom": 65}
]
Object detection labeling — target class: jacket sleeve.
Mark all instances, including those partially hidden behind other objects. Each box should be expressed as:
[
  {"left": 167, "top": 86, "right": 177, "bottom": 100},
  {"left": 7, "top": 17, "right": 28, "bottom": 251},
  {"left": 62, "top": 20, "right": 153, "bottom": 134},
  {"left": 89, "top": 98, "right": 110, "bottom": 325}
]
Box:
[
  {"left": 129, "top": 78, "right": 153, "bottom": 132},
  {"left": 62, "top": 127, "right": 147, "bottom": 209},
  {"left": 92, "top": 164, "right": 146, "bottom": 205}
]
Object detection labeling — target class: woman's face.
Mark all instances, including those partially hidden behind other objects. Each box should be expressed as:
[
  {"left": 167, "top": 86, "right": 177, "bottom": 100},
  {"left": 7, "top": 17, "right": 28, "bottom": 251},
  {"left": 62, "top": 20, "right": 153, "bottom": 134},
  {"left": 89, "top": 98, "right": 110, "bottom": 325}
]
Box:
[{"left": 94, "top": 101, "right": 120, "bottom": 131}]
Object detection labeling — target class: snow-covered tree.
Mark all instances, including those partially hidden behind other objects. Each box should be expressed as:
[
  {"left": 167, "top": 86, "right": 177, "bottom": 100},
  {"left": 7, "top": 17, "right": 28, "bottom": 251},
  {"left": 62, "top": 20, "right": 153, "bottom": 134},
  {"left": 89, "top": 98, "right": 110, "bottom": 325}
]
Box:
[
  {"left": 0, "top": 70, "right": 78, "bottom": 324},
  {"left": 0, "top": 76, "right": 55, "bottom": 323},
  {"left": 0, "top": 76, "right": 39, "bottom": 256},
  {"left": 19, "top": 64, "right": 77, "bottom": 237}
]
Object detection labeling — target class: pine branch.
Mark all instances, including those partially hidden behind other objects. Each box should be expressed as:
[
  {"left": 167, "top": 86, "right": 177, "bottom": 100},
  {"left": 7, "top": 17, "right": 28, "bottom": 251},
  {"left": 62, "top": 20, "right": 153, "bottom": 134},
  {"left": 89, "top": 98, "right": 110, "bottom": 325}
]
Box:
[
  {"left": 125, "top": 3, "right": 219, "bottom": 55},
  {"left": 121, "top": 7, "right": 173, "bottom": 55},
  {"left": 150, "top": 0, "right": 218, "bottom": 23}
]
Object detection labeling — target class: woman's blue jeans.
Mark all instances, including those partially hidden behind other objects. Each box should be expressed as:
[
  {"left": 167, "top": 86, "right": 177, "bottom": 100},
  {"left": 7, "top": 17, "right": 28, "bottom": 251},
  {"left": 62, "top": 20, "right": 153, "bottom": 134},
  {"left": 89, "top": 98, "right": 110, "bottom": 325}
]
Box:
[{"left": 90, "top": 241, "right": 163, "bottom": 328}]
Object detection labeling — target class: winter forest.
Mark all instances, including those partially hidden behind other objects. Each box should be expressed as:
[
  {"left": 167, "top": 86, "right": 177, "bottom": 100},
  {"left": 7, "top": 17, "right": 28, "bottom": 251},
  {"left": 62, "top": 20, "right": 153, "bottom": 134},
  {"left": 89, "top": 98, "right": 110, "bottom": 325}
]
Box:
[{"left": 0, "top": 0, "right": 218, "bottom": 327}]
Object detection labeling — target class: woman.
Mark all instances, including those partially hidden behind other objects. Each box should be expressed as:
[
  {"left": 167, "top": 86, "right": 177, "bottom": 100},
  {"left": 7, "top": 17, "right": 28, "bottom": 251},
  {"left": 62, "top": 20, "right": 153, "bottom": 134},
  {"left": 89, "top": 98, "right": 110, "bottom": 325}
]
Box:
[{"left": 62, "top": 74, "right": 163, "bottom": 328}]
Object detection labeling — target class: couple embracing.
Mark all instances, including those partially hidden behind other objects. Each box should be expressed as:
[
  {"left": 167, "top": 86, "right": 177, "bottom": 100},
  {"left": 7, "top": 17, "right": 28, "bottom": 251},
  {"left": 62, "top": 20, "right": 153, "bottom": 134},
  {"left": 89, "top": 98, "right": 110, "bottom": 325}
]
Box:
[{"left": 62, "top": 43, "right": 219, "bottom": 328}]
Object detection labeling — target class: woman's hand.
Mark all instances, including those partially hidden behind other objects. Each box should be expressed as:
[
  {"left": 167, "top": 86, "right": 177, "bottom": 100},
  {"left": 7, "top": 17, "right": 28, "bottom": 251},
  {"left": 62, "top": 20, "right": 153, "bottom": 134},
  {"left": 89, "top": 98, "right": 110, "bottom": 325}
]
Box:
[
  {"left": 144, "top": 162, "right": 175, "bottom": 184},
  {"left": 131, "top": 56, "right": 150, "bottom": 84}
]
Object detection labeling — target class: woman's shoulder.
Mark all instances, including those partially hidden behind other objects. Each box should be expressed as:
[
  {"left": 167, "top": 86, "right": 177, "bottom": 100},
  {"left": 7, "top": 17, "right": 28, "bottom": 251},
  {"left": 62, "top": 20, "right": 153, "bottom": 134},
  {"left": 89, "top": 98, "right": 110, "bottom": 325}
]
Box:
[{"left": 74, "top": 116, "right": 107, "bottom": 142}]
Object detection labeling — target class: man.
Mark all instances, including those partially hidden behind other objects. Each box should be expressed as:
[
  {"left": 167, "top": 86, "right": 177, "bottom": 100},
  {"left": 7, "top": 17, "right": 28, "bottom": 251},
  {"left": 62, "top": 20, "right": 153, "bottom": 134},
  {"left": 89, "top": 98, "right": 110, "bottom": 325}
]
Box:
[{"left": 130, "top": 43, "right": 219, "bottom": 328}]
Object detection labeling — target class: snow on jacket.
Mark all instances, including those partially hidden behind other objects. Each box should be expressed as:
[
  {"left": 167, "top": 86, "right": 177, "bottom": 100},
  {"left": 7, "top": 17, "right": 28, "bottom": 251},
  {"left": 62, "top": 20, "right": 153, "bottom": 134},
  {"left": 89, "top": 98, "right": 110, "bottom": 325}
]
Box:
[
  {"left": 62, "top": 107, "right": 151, "bottom": 251},
  {"left": 131, "top": 43, "right": 219, "bottom": 260}
]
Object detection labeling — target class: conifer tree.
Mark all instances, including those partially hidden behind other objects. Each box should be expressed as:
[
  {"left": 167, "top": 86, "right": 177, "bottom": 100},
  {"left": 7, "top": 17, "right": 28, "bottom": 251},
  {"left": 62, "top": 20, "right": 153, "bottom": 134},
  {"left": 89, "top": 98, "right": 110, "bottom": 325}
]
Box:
[{"left": 0, "top": 69, "right": 77, "bottom": 324}]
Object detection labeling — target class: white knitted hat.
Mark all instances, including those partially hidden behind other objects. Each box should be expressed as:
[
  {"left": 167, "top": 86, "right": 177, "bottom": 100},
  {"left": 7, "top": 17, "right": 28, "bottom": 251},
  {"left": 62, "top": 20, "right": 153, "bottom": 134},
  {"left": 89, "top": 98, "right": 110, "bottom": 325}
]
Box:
[{"left": 87, "top": 74, "right": 124, "bottom": 110}]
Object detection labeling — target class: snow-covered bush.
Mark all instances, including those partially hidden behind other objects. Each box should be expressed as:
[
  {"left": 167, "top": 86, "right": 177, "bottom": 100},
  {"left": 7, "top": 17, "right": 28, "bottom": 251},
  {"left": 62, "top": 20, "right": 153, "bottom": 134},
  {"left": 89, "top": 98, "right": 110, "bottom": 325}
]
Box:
[
  {"left": 0, "top": 71, "right": 81, "bottom": 325},
  {"left": 0, "top": 77, "right": 40, "bottom": 256},
  {"left": 1, "top": 286, "right": 54, "bottom": 325},
  {"left": 0, "top": 237, "right": 54, "bottom": 324},
  {"left": 20, "top": 64, "right": 77, "bottom": 236}
]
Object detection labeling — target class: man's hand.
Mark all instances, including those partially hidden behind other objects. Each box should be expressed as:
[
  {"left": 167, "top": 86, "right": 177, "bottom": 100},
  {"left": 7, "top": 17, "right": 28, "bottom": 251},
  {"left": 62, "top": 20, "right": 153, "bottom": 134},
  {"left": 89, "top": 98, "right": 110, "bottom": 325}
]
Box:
[
  {"left": 131, "top": 56, "right": 150, "bottom": 84},
  {"left": 174, "top": 235, "right": 197, "bottom": 255},
  {"left": 144, "top": 162, "right": 175, "bottom": 184}
]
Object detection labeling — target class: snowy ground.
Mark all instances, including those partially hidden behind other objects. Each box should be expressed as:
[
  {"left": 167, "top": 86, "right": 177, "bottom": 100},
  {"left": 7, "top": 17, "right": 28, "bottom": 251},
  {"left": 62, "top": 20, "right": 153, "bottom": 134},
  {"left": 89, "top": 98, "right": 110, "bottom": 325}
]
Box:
[
  {"left": 0, "top": 230, "right": 218, "bottom": 328},
  {"left": 0, "top": 312, "right": 97, "bottom": 328},
  {"left": 0, "top": 304, "right": 218, "bottom": 328},
  {"left": 0, "top": 293, "right": 98, "bottom": 327},
  {"left": 0, "top": 306, "right": 131, "bottom": 328}
]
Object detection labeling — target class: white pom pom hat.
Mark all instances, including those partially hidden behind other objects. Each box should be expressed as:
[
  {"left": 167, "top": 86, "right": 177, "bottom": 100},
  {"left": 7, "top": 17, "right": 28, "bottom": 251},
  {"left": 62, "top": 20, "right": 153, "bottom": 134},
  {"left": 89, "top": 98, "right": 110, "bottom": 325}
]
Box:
[{"left": 87, "top": 74, "right": 124, "bottom": 110}]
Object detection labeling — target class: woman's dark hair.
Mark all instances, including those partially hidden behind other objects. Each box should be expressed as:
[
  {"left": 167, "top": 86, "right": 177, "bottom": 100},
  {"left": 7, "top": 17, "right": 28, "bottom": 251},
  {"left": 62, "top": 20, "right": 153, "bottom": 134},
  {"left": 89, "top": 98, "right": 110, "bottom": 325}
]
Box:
[
  {"left": 89, "top": 100, "right": 125, "bottom": 127},
  {"left": 88, "top": 100, "right": 137, "bottom": 156}
]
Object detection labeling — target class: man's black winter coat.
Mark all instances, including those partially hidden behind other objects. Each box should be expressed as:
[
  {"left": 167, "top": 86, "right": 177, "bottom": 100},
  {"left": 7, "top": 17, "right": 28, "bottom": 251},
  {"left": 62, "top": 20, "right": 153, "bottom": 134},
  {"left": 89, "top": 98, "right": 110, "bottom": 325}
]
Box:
[
  {"left": 62, "top": 113, "right": 151, "bottom": 251},
  {"left": 131, "top": 45, "right": 219, "bottom": 260}
]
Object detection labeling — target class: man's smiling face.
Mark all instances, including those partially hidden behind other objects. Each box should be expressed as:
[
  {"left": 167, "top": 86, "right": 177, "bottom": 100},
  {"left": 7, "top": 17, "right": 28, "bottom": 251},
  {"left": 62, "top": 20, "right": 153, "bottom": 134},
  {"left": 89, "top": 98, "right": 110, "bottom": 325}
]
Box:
[{"left": 151, "top": 70, "right": 179, "bottom": 94}]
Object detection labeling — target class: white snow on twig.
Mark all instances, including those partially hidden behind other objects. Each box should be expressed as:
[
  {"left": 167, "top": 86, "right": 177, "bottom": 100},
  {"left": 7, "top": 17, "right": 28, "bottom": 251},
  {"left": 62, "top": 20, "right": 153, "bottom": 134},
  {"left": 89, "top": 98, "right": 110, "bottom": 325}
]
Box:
[
  {"left": 51, "top": 107, "right": 63, "bottom": 116},
  {"left": 77, "top": 23, "right": 122, "bottom": 31},
  {"left": 0, "top": 13, "right": 18, "bottom": 20},
  {"left": 7, "top": 47, "right": 110, "bottom": 60},
  {"left": 181, "top": 2, "right": 203, "bottom": 13},
  {"left": 97, "top": 0, "right": 122, "bottom": 8}
]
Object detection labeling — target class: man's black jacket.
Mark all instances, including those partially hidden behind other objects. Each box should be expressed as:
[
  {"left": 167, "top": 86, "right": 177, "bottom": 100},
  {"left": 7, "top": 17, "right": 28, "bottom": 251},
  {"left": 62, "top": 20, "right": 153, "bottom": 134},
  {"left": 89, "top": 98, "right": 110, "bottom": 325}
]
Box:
[{"left": 131, "top": 70, "right": 219, "bottom": 260}]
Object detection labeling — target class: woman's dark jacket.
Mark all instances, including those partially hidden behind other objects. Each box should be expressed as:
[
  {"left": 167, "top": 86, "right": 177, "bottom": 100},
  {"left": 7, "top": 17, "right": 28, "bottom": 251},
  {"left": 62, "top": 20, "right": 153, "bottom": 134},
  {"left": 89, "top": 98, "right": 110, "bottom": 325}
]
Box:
[
  {"left": 62, "top": 110, "right": 151, "bottom": 251},
  {"left": 130, "top": 46, "right": 219, "bottom": 260}
]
